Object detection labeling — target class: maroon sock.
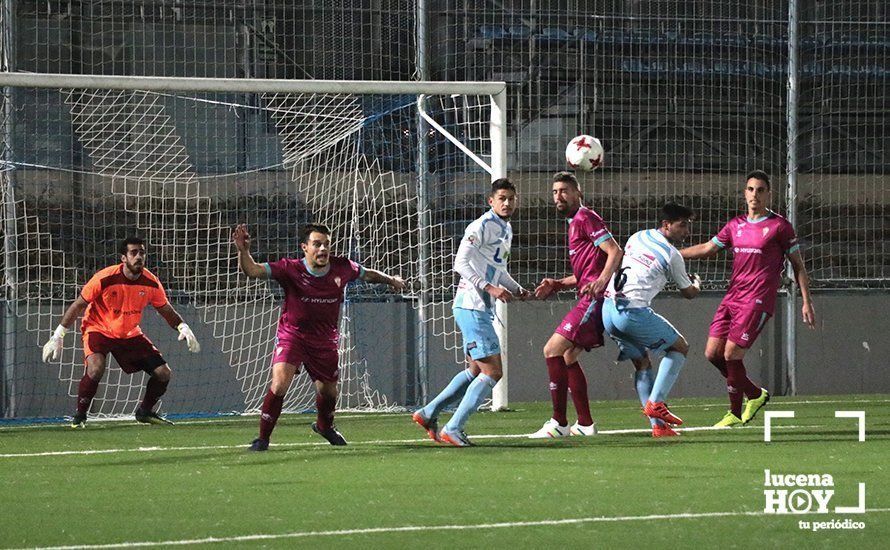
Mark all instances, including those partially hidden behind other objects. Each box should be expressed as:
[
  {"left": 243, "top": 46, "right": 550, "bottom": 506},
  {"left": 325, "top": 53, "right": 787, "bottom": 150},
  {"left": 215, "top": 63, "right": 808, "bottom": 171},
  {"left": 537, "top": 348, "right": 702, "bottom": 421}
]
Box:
[
  {"left": 76, "top": 373, "right": 100, "bottom": 415},
  {"left": 545, "top": 356, "right": 569, "bottom": 426},
  {"left": 710, "top": 356, "right": 728, "bottom": 378},
  {"left": 259, "top": 390, "right": 284, "bottom": 441},
  {"left": 139, "top": 377, "right": 169, "bottom": 411},
  {"left": 566, "top": 361, "right": 593, "bottom": 426},
  {"left": 315, "top": 392, "right": 337, "bottom": 432},
  {"left": 726, "top": 359, "right": 762, "bottom": 399}
]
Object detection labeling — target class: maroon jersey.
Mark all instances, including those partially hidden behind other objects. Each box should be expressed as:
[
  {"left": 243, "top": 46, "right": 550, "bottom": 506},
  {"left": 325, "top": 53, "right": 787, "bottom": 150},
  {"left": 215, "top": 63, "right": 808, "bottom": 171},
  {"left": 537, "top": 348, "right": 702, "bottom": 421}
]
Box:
[
  {"left": 266, "top": 256, "right": 363, "bottom": 346},
  {"left": 568, "top": 205, "right": 613, "bottom": 292},
  {"left": 712, "top": 211, "right": 799, "bottom": 314}
]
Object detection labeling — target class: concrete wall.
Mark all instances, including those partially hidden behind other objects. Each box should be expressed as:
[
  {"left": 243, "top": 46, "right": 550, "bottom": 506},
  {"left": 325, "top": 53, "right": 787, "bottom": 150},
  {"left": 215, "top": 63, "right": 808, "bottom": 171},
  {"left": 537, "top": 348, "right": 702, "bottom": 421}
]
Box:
[{"left": 2, "top": 290, "right": 889, "bottom": 419}]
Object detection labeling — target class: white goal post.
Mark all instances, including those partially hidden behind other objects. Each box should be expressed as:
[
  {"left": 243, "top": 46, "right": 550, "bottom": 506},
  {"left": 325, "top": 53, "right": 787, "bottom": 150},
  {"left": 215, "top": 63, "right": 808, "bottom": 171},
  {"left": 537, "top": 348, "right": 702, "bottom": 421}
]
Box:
[{"left": 0, "top": 72, "right": 512, "bottom": 419}]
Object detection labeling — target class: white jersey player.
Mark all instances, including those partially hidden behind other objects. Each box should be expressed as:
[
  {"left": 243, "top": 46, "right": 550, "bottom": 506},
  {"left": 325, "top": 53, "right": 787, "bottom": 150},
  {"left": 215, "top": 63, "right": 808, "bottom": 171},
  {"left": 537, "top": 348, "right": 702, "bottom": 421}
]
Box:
[
  {"left": 413, "top": 178, "right": 529, "bottom": 446},
  {"left": 602, "top": 203, "right": 701, "bottom": 437},
  {"left": 452, "top": 207, "right": 523, "bottom": 313}
]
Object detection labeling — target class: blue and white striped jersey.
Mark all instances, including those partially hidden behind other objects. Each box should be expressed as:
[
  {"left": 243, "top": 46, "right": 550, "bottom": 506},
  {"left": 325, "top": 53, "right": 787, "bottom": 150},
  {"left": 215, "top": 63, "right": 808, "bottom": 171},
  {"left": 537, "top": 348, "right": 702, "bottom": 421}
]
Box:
[
  {"left": 606, "top": 229, "right": 693, "bottom": 308},
  {"left": 452, "top": 208, "right": 521, "bottom": 313}
]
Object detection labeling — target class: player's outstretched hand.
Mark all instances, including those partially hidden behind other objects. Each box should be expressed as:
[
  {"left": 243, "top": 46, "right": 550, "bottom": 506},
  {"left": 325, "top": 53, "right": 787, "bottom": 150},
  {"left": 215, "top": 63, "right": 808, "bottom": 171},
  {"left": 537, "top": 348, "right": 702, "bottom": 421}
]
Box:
[
  {"left": 231, "top": 224, "right": 251, "bottom": 252},
  {"left": 534, "top": 278, "right": 559, "bottom": 300},
  {"left": 487, "top": 286, "right": 513, "bottom": 303},
  {"left": 177, "top": 323, "right": 201, "bottom": 353},
  {"left": 41, "top": 336, "right": 62, "bottom": 363},
  {"left": 516, "top": 287, "right": 533, "bottom": 301},
  {"left": 41, "top": 325, "right": 67, "bottom": 363},
  {"left": 389, "top": 275, "right": 406, "bottom": 292},
  {"left": 802, "top": 301, "right": 816, "bottom": 329}
]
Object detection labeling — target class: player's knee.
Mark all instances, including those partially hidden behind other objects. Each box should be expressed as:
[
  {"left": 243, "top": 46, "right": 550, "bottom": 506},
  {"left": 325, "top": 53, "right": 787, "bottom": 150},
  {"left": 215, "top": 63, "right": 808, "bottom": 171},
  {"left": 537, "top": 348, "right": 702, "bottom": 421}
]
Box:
[
  {"left": 704, "top": 348, "right": 722, "bottom": 364},
  {"left": 270, "top": 379, "right": 290, "bottom": 396},
  {"left": 152, "top": 365, "right": 172, "bottom": 383},
  {"left": 85, "top": 362, "right": 106, "bottom": 380},
  {"left": 671, "top": 336, "right": 689, "bottom": 355}
]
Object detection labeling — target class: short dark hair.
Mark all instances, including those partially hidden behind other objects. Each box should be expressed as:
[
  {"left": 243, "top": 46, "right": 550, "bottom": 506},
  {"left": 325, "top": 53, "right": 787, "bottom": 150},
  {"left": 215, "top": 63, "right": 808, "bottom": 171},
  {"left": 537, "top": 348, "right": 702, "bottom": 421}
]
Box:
[
  {"left": 119, "top": 236, "right": 145, "bottom": 255},
  {"left": 661, "top": 203, "right": 695, "bottom": 223},
  {"left": 300, "top": 223, "right": 331, "bottom": 244},
  {"left": 489, "top": 177, "right": 516, "bottom": 196},
  {"left": 746, "top": 169, "right": 771, "bottom": 190},
  {"left": 552, "top": 171, "right": 580, "bottom": 190}
]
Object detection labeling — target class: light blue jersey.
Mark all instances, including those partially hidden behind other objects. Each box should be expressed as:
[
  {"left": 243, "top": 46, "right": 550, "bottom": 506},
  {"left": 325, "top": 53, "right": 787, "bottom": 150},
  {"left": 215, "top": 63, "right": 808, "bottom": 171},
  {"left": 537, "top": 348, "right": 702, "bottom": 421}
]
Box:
[
  {"left": 603, "top": 229, "right": 693, "bottom": 361},
  {"left": 452, "top": 209, "right": 521, "bottom": 313}
]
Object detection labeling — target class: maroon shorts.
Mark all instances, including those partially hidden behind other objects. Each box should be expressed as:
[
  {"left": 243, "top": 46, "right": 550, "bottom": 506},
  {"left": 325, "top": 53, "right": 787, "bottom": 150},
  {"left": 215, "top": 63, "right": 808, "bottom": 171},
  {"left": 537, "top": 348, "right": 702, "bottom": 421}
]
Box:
[
  {"left": 272, "top": 335, "right": 340, "bottom": 383},
  {"left": 83, "top": 332, "right": 166, "bottom": 374},
  {"left": 554, "top": 295, "right": 605, "bottom": 351},
  {"left": 708, "top": 301, "right": 773, "bottom": 349}
]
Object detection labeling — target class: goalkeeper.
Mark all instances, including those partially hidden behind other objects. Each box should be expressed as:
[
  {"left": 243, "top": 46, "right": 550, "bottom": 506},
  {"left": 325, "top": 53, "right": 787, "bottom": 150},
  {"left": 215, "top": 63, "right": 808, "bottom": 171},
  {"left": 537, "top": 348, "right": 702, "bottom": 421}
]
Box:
[{"left": 41, "top": 237, "right": 200, "bottom": 427}]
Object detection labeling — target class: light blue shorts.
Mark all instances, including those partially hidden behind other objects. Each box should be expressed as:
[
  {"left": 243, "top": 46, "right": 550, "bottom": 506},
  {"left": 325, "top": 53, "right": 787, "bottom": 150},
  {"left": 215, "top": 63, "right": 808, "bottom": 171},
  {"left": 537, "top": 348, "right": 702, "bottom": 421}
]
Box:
[
  {"left": 602, "top": 298, "right": 681, "bottom": 361},
  {"left": 453, "top": 307, "right": 501, "bottom": 360}
]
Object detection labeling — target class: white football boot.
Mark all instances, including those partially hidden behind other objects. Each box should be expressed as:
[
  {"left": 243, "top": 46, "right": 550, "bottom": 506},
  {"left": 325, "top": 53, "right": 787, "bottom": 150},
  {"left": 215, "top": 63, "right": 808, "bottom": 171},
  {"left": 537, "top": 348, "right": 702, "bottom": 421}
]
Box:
[
  {"left": 569, "top": 421, "right": 597, "bottom": 436},
  {"left": 528, "top": 418, "right": 570, "bottom": 438}
]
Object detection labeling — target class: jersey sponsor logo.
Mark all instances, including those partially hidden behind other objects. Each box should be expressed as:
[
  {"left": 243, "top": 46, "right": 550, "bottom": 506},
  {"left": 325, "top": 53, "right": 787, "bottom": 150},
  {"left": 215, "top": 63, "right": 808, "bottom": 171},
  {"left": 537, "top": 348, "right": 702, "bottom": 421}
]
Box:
[
  {"left": 632, "top": 253, "right": 656, "bottom": 269},
  {"left": 112, "top": 309, "right": 141, "bottom": 315},
  {"left": 300, "top": 297, "right": 339, "bottom": 304},
  {"left": 734, "top": 247, "right": 763, "bottom": 254}
]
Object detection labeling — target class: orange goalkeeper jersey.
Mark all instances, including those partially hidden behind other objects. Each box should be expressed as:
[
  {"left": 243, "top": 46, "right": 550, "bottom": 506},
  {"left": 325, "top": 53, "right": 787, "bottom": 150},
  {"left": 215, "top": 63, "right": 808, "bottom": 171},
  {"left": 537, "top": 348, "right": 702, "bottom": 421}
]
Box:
[{"left": 80, "top": 264, "right": 169, "bottom": 339}]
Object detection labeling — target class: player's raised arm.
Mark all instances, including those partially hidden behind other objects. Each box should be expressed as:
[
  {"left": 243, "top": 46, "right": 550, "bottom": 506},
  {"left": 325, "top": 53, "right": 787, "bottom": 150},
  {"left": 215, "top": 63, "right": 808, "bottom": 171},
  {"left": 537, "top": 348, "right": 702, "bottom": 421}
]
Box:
[
  {"left": 360, "top": 267, "right": 406, "bottom": 292},
  {"left": 581, "top": 237, "right": 623, "bottom": 297},
  {"left": 41, "top": 295, "right": 89, "bottom": 363},
  {"left": 232, "top": 224, "right": 269, "bottom": 279},
  {"left": 786, "top": 250, "right": 816, "bottom": 328}
]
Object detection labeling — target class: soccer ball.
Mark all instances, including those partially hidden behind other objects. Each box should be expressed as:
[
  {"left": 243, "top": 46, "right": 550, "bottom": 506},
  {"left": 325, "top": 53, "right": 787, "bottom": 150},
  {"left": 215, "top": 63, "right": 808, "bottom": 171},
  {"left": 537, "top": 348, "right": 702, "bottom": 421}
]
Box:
[{"left": 565, "top": 135, "right": 604, "bottom": 171}]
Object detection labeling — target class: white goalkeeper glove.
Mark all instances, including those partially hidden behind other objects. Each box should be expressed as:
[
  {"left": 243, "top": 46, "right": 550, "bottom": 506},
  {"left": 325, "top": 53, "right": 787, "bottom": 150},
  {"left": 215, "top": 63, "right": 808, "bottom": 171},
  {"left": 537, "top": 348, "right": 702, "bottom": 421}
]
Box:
[
  {"left": 691, "top": 273, "right": 702, "bottom": 289},
  {"left": 177, "top": 323, "right": 201, "bottom": 353},
  {"left": 42, "top": 325, "right": 67, "bottom": 363}
]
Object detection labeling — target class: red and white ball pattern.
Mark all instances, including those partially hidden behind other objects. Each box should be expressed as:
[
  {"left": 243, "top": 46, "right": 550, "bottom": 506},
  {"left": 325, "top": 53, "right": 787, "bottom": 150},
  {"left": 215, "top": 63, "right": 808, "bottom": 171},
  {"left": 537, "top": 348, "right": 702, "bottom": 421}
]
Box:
[{"left": 565, "top": 135, "right": 604, "bottom": 172}]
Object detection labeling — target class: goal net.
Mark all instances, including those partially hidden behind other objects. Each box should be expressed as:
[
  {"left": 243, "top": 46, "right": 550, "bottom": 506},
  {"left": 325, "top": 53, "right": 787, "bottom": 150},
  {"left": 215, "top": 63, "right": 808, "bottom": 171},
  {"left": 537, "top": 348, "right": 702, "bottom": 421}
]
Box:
[{"left": 0, "top": 74, "right": 506, "bottom": 420}]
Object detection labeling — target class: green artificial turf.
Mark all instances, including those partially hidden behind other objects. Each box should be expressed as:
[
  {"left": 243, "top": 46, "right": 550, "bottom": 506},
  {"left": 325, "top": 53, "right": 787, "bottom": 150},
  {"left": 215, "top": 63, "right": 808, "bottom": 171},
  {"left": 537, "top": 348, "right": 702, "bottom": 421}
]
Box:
[{"left": 1, "top": 395, "right": 887, "bottom": 549}]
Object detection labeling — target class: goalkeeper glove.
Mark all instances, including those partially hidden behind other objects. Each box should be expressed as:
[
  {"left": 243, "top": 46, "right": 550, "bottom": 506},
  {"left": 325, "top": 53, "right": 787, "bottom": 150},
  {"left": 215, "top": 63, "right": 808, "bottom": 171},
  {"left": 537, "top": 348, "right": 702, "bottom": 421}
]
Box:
[
  {"left": 42, "top": 325, "right": 67, "bottom": 363},
  {"left": 177, "top": 323, "right": 201, "bottom": 353}
]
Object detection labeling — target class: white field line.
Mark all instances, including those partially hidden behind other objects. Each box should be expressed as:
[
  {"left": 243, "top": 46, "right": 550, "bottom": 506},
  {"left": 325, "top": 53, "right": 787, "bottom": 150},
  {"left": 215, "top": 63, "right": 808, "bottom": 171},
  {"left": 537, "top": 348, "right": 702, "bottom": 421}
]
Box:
[
  {"left": 0, "top": 424, "right": 812, "bottom": 459},
  {"left": 14, "top": 508, "right": 890, "bottom": 550},
  {"left": 2, "top": 396, "right": 888, "bottom": 431}
]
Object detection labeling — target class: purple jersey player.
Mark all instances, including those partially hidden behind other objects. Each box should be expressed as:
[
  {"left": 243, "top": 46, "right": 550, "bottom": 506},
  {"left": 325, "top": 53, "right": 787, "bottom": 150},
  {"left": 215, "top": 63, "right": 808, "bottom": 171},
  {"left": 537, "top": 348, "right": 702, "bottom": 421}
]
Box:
[
  {"left": 682, "top": 170, "right": 815, "bottom": 427},
  {"left": 531, "top": 171, "right": 624, "bottom": 438},
  {"left": 232, "top": 223, "right": 405, "bottom": 450}
]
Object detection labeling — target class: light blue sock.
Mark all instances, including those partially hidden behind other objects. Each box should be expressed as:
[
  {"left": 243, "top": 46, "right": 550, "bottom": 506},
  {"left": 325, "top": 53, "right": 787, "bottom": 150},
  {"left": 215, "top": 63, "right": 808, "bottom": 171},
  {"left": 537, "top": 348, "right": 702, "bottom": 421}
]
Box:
[
  {"left": 634, "top": 368, "right": 659, "bottom": 427},
  {"left": 444, "top": 373, "right": 497, "bottom": 432},
  {"left": 650, "top": 351, "right": 686, "bottom": 403},
  {"left": 421, "top": 369, "right": 475, "bottom": 419}
]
